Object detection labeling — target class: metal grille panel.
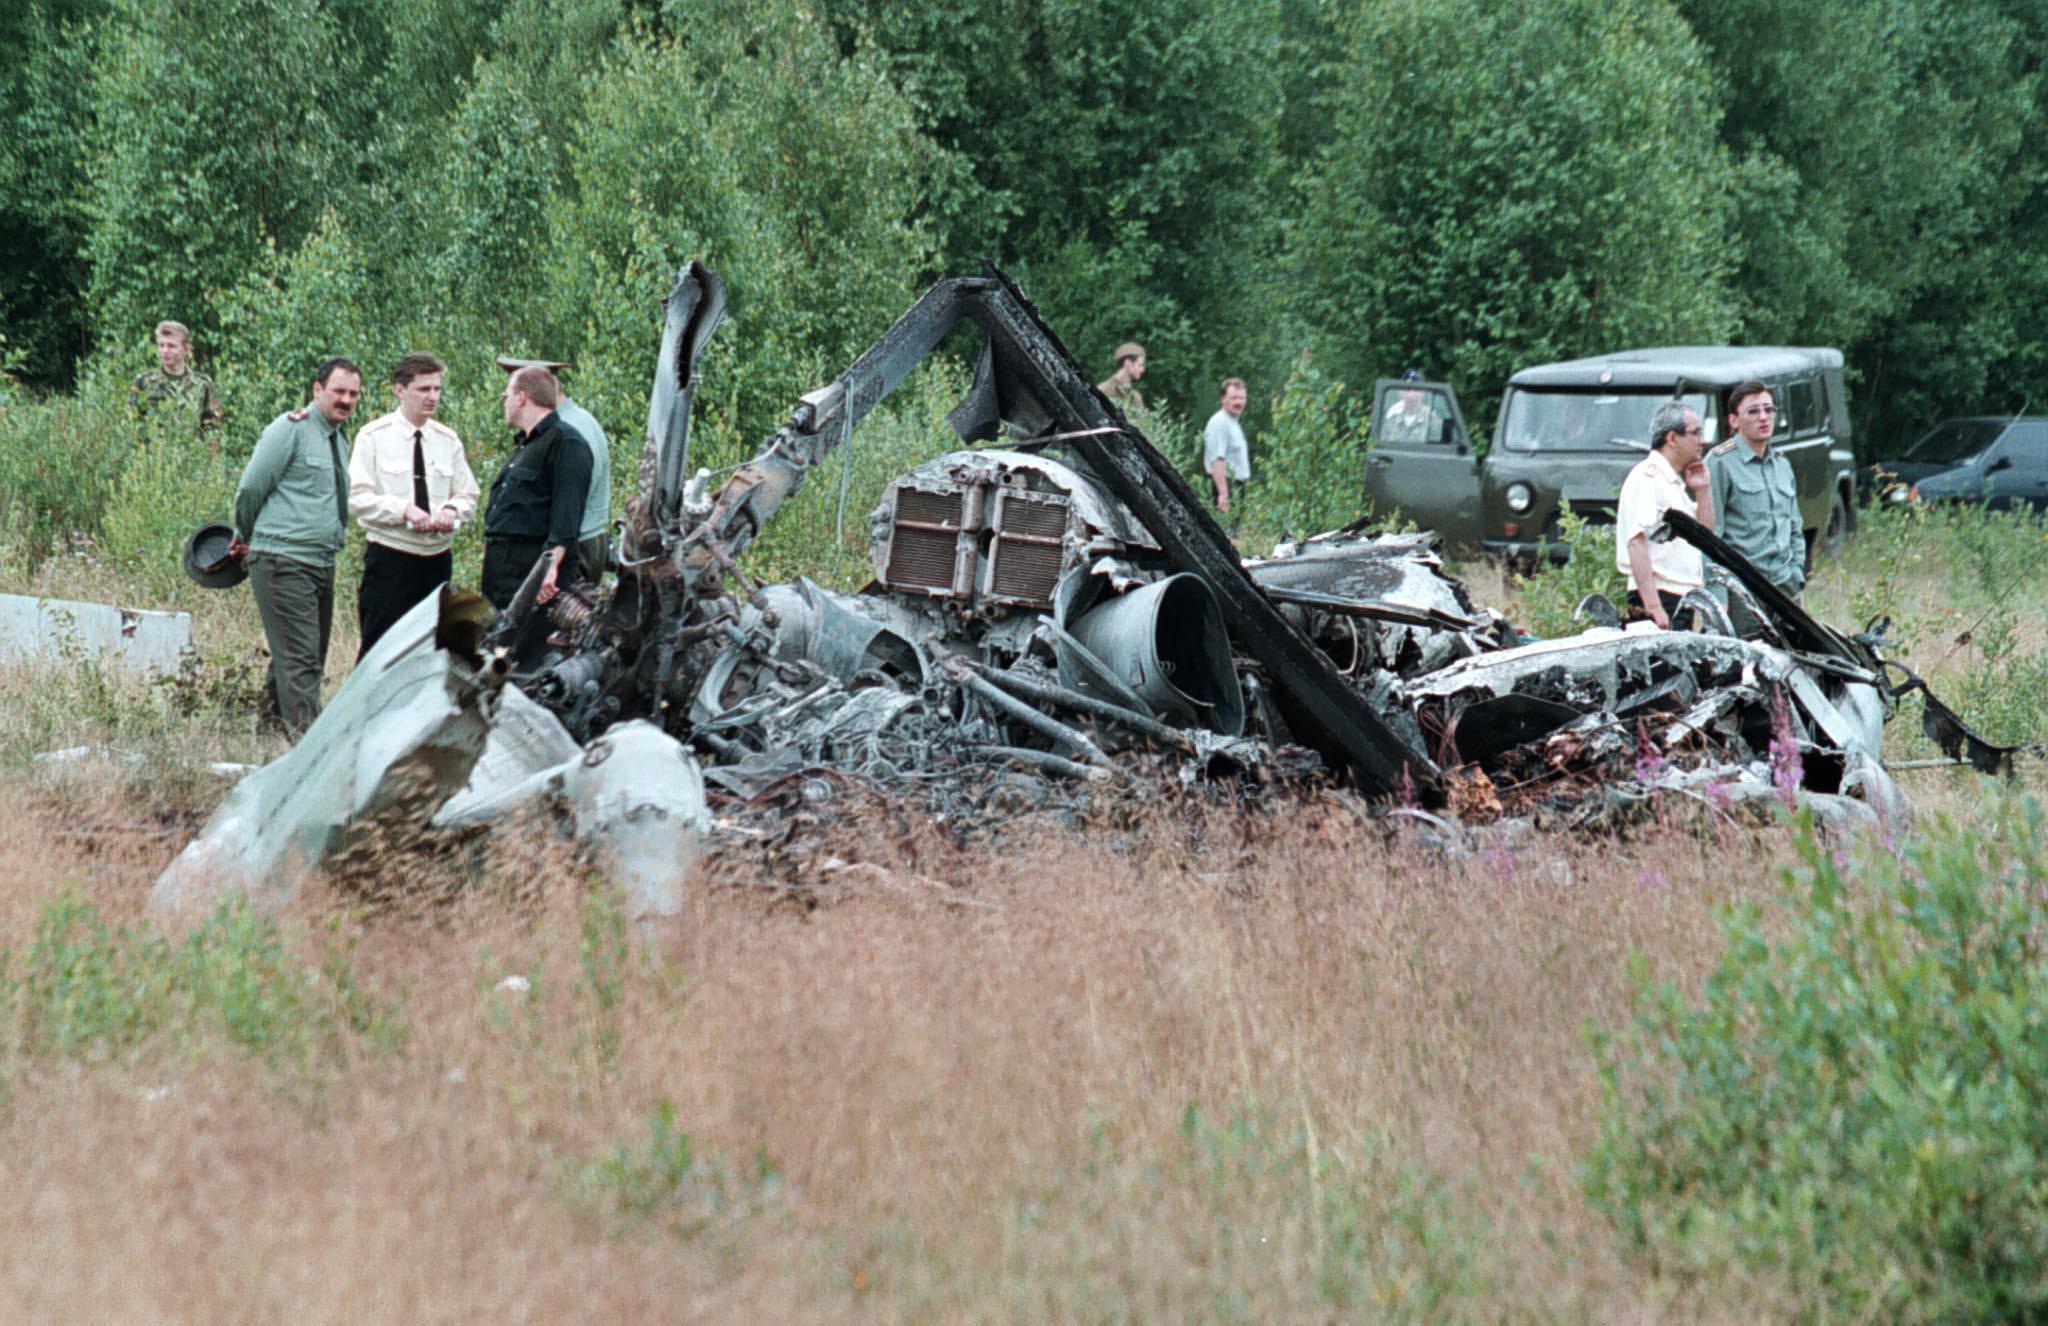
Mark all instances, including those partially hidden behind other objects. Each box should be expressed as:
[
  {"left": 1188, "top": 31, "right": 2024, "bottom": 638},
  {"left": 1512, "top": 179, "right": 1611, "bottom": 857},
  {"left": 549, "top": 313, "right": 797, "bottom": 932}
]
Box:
[
  {"left": 1002, "top": 499, "right": 1067, "bottom": 537},
  {"left": 894, "top": 488, "right": 959, "bottom": 526},
  {"left": 886, "top": 528, "right": 960, "bottom": 594},
  {"left": 989, "top": 539, "right": 1063, "bottom": 602}
]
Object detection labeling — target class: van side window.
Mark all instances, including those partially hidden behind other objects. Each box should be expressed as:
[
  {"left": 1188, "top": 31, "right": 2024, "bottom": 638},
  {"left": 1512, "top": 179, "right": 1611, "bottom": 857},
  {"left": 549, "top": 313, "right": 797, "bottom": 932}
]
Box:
[
  {"left": 1377, "top": 387, "right": 1454, "bottom": 447},
  {"left": 1788, "top": 379, "right": 1822, "bottom": 435}
]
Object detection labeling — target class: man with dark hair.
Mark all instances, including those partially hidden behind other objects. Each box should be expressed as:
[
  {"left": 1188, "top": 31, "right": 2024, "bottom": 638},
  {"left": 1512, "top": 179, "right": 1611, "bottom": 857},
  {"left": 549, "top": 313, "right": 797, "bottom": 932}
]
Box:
[
  {"left": 496, "top": 355, "right": 611, "bottom": 585},
  {"left": 1204, "top": 377, "right": 1251, "bottom": 515},
  {"left": 1097, "top": 342, "right": 1147, "bottom": 411},
  {"left": 482, "top": 365, "right": 592, "bottom": 624},
  {"left": 232, "top": 357, "right": 361, "bottom": 735},
  {"left": 1708, "top": 379, "right": 1803, "bottom": 615},
  {"left": 1614, "top": 400, "right": 1714, "bottom": 629},
  {"left": 131, "top": 318, "right": 225, "bottom": 444},
  {"left": 347, "top": 352, "right": 481, "bottom": 656}
]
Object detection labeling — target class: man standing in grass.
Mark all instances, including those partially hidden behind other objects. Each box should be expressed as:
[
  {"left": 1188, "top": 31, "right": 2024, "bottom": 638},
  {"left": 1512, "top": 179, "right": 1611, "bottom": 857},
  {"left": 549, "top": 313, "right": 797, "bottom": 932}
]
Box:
[
  {"left": 1204, "top": 377, "right": 1252, "bottom": 517},
  {"left": 131, "top": 319, "right": 225, "bottom": 446},
  {"left": 347, "top": 352, "right": 480, "bottom": 656},
  {"left": 1708, "top": 379, "right": 1803, "bottom": 624},
  {"left": 232, "top": 358, "right": 361, "bottom": 735}
]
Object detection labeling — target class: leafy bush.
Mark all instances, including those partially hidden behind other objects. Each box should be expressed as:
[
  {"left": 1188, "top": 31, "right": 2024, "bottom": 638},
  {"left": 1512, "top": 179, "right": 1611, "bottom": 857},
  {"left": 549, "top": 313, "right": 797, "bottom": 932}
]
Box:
[
  {"left": 0, "top": 366, "right": 134, "bottom": 557},
  {"left": 576, "top": 1096, "right": 783, "bottom": 1236},
  {"left": 3, "top": 897, "right": 406, "bottom": 1073},
  {"left": 1257, "top": 351, "right": 1372, "bottom": 541},
  {"left": 1587, "top": 802, "right": 2048, "bottom": 1319},
  {"left": 1512, "top": 502, "right": 1620, "bottom": 637}
]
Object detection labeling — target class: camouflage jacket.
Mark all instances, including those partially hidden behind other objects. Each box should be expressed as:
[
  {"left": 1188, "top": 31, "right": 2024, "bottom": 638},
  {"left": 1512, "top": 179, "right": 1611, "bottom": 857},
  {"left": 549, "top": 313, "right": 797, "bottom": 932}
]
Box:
[{"left": 131, "top": 365, "right": 225, "bottom": 437}]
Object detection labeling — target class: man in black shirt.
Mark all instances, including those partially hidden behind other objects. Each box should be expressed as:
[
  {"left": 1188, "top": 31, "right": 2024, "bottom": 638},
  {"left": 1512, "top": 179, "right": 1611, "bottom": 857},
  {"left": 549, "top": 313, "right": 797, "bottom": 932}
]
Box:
[{"left": 482, "top": 365, "right": 593, "bottom": 614}]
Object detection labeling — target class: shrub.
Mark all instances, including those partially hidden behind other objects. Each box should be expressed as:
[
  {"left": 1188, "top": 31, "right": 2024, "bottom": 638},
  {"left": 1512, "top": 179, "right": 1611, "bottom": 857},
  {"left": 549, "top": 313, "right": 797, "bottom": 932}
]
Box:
[
  {"left": 0, "top": 364, "right": 135, "bottom": 557},
  {"left": 1512, "top": 501, "right": 1620, "bottom": 637},
  {"left": 3, "top": 897, "right": 406, "bottom": 1074},
  {"left": 1586, "top": 802, "right": 2048, "bottom": 1319},
  {"left": 1258, "top": 351, "right": 1373, "bottom": 542}
]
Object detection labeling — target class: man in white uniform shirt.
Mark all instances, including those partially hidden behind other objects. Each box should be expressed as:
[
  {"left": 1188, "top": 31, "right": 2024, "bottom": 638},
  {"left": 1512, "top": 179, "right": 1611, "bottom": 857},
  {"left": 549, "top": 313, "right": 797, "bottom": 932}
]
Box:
[
  {"left": 347, "top": 351, "right": 481, "bottom": 656},
  {"left": 1613, "top": 400, "right": 1714, "bottom": 629}
]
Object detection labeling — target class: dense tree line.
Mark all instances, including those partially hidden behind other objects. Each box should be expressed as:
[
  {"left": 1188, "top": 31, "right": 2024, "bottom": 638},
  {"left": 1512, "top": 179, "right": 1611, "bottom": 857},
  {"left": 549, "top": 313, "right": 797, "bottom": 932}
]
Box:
[{"left": 3, "top": 0, "right": 2043, "bottom": 455}]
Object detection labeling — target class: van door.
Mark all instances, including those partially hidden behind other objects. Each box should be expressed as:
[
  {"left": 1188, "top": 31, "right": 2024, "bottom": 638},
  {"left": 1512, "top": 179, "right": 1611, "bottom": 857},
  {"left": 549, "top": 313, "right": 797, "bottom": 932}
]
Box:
[{"left": 1364, "top": 380, "right": 1482, "bottom": 545}]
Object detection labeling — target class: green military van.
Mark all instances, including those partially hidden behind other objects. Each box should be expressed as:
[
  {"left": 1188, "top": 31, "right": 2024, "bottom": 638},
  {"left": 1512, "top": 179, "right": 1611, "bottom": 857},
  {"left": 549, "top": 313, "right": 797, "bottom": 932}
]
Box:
[{"left": 1364, "top": 347, "right": 1858, "bottom": 565}]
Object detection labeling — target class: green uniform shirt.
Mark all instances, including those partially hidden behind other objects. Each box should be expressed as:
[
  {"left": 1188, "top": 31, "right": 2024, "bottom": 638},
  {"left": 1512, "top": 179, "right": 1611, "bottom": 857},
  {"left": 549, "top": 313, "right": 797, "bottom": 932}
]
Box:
[
  {"left": 1708, "top": 440, "right": 1804, "bottom": 595},
  {"left": 234, "top": 407, "right": 350, "bottom": 565},
  {"left": 131, "top": 365, "right": 224, "bottom": 438}
]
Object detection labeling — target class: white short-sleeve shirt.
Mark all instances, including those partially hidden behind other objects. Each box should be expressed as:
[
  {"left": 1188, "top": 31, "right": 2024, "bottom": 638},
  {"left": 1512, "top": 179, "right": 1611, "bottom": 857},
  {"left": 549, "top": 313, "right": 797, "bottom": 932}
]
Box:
[{"left": 1613, "top": 448, "right": 1704, "bottom": 595}]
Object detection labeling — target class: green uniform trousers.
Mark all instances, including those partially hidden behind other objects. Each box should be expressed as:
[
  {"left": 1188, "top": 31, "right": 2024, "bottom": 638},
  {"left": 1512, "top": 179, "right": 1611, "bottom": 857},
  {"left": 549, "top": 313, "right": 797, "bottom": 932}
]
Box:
[{"left": 248, "top": 551, "right": 335, "bottom": 737}]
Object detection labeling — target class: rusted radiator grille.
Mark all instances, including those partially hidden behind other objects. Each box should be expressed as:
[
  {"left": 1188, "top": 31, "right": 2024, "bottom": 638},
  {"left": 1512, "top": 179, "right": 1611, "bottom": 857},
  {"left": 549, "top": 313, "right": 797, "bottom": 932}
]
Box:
[
  {"left": 989, "top": 539, "right": 1063, "bottom": 602},
  {"left": 1001, "top": 499, "right": 1067, "bottom": 538},
  {"left": 886, "top": 528, "right": 960, "bottom": 595},
  {"left": 894, "top": 488, "right": 959, "bottom": 526}
]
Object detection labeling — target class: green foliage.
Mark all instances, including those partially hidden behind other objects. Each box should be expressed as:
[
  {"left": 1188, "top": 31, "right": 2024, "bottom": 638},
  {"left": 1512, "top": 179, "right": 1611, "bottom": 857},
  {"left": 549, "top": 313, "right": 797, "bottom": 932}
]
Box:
[
  {"left": 1512, "top": 502, "right": 1620, "bottom": 637},
  {"left": 1676, "top": 0, "right": 2047, "bottom": 454},
  {"left": 744, "top": 358, "right": 971, "bottom": 590},
  {"left": 3, "top": 897, "right": 406, "bottom": 1073},
  {"left": 0, "top": 364, "right": 134, "bottom": 557},
  {"left": 547, "top": 1, "right": 941, "bottom": 451},
  {"left": 1292, "top": 0, "right": 1735, "bottom": 405},
  {"left": 1256, "top": 352, "right": 1373, "bottom": 540},
  {"left": 82, "top": 0, "right": 370, "bottom": 346},
  {"left": 98, "top": 439, "right": 242, "bottom": 599},
  {"left": 577, "top": 1097, "right": 783, "bottom": 1235},
  {"left": 0, "top": 0, "right": 101, "bottom": 386},
  {"left": 847, "top": 0, "right": 1292, "bottom": 419},
  {"left": 1169, "top": 1103, "right": 1496, "bottom": 1315},
  {"left": 1587, "top": 803, "right": 2048, "bottom": 1319}
]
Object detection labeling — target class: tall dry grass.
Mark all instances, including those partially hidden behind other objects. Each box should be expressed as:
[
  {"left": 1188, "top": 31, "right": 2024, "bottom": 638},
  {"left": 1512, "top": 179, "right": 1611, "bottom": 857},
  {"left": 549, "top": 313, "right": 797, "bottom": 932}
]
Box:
[
  {"left": 0, "top": 502, "right": 2039, "bottom": 1319},
  {"left": 0, "top": 746, "right": 1827, "bottom": 1322}
]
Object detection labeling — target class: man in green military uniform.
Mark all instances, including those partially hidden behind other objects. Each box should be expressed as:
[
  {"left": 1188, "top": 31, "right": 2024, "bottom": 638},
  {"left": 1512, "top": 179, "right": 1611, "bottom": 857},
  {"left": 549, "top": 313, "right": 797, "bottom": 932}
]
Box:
[
  {"left": 231, "top": 357, "right": 361, "bottom": 736},
  {"left": 1708, "top": 378, "right": 1803, "bottom": 631},
  {"left": 131, "top": 320, "right": 225, "bottom": 445}
]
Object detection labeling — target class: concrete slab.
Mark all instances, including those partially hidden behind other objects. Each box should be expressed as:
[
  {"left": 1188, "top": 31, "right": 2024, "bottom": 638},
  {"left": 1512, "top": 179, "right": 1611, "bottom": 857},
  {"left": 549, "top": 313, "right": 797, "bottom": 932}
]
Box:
[{"left": 0, "top": 592, "right": 193, "bottom": 677}]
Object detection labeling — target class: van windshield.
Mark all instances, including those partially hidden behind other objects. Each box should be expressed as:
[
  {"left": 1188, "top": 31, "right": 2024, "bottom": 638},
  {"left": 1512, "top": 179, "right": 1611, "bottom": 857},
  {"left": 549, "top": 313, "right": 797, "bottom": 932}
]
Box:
[{"left": 1498, "top": 388, "right": 1716, "bottom": 453}]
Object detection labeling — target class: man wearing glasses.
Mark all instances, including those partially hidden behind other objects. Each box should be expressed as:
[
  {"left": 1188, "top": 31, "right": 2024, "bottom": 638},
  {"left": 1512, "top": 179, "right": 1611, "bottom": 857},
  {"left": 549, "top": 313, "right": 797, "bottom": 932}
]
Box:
[
  {"left": 1707, "top": 380, "right": 1804, "bottom": 622},
  {"left": 1614, "top": 402, "right": 1714, "bottom": 628}
]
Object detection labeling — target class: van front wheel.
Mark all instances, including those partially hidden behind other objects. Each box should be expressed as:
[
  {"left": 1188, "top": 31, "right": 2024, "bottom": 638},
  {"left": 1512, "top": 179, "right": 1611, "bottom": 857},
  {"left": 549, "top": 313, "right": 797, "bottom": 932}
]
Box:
[{"left": 1821, "top": 490, "right": 1849, "bottom": 561}]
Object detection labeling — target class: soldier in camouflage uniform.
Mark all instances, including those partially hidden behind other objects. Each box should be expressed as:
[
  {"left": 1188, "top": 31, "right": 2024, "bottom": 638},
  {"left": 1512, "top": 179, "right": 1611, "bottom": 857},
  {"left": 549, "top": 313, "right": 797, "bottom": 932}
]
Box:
[{"left": 131, "top": 320, "right": 225, "bottom": 445}]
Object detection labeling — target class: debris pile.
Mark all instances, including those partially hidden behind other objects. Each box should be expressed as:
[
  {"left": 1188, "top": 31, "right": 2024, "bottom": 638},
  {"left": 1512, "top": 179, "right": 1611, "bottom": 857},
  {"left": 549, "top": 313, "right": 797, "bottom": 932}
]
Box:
[{"left": 153, "top": 264, "right": 1997, "bottom": 918}]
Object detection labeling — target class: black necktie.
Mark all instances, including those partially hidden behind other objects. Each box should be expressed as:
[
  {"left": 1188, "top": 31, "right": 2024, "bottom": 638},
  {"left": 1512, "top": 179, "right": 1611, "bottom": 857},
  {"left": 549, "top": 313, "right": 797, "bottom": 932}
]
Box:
[{"left": 412, "top": 429, "right": 429, "bottom": 510}]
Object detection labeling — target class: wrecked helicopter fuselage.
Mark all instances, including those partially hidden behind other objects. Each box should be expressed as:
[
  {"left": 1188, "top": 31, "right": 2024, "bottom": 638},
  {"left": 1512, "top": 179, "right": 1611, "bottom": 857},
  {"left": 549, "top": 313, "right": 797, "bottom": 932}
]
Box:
[{"left": 154, "top": 263, "right": 1976, "bottom": 919}]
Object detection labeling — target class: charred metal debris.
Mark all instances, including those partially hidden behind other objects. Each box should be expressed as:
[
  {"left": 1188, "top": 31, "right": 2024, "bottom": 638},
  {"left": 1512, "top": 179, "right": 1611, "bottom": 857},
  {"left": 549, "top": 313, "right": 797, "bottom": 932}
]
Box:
[{"left": 155, "top": 264, "right": 2004, "bottom": 918}]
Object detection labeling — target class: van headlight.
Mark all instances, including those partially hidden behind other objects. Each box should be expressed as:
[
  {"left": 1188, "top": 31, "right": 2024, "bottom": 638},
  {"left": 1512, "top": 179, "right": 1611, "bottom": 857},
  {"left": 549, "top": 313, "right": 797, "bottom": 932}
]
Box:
[{"left": 1505, "top": 482, "right": 1534, "bottom": 514}]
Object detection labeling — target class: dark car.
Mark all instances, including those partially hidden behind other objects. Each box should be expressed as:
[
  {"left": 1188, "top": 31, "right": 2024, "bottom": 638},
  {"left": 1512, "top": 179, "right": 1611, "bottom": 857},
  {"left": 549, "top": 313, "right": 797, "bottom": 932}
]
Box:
[
  {"left": 1868, "top": 416, "right": 2048, "bottom": 509},
  {"left": 1365, "top": 347, "right": 1858, "bottom": 566}
]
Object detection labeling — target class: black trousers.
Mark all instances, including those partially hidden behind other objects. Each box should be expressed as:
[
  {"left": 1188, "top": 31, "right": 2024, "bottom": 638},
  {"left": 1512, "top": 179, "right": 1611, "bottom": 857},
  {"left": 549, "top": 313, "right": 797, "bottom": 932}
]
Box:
[
  {"left": 1624, "top": 588, "right": 1685, "bottom": 623},
  {"left": 357, "top": 542, "right": 452, "bottom": 658},
  {"left": 482, "top": 537, "right": 582, "bottom": 666}
]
